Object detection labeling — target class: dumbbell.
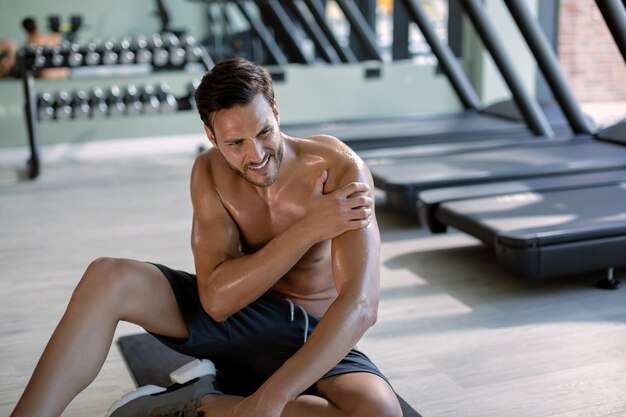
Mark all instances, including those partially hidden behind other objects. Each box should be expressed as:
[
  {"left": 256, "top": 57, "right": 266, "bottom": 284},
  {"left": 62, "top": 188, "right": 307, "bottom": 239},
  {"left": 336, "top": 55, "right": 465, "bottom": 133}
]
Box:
[
  {"left": 123, "top": 84, "right": 143, "bottom": 115},
  {"left": 105, "top": 85, "right": 126, "bottom": 116},
  {"left": 50, "top": 45, "right": 65, "bottom": 67},
  {"left": 71, "top": 90, "right": 91, "bottom": 119},
  {"left": 153, "top": 48, "right": 169, "bottom": 67},
  {"left": 33, "top": 46, "right": 51, "bottom": 68},
  {"left": 133, "top": 35, "right": 152, "bottom": 65},
  {"left": 182, "top": 35, "right": 204, "bottom": 63},
  {"left": 151, "top": 33, "right": 169, "bottom": 68},
  {"left": 151, "top": 32, "right": 163, "bottom": 49},
  {"left": 161, "top": 32, "right": 177, "bottom": 47},
  {"left": 138, "top": 84, "right": 160, "bottom": 114},
  {"left": 162, "top": 32, "right": 186, "bottom": 67},
  {"left": 37, "top": 92, "right": 55, "bottom": 121},
  {"left": 118, "top": 36, "right": 135, "bottom": 65},
  {"left": 178, "top": 79, "right": 201, "bottom": 111},
  {"left": 154, "top": 82, "right": 178, "bottom": 113},
  {"left": 88, "top": 87, "right": 108, "bottom": 118},
  {"left": 84, "top": 40, "right": 101, "bottom": 66},
  {"left": 53, "top": 91, "right": 73, "bottom": 121},
  {"left": 169, "top": 45, "right": 186, "bottom": 67},
  {"left": 67, "top": 41, "right": 84, "bottom": 67},
  {"left": 20, "top": 45, "right": 39, "bottom": 69},
  {"left": 101, "top": 39, "right": 119, "bottom": 65}
]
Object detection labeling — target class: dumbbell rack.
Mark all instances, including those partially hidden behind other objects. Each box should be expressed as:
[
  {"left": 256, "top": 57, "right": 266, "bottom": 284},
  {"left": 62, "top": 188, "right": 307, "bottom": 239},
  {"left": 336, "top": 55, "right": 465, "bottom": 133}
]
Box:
[{"left": 18, "top": 33, "right": 213, "bottom": 179}]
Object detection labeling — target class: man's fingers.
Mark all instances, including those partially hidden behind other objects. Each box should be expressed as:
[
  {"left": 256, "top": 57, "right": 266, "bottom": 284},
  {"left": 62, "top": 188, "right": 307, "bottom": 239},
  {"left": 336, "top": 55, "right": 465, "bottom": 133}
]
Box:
[
  {"left": 347, "top": 217, "right": 371, "bottom": 230},
  {"left": 314, "top": 170, "right": 329, "bottom": 194},
  {"left": 345, "top": 195, "right": 373, "bottom": 208},
  {"left": 354, "top": 206, "right": 372, "bottom": 219},
  {"left": 337, "top": 181, "right": 370, "bottom": 197},
  {"left": 344, "top": 206, "right": 372, "bottom": 221}
]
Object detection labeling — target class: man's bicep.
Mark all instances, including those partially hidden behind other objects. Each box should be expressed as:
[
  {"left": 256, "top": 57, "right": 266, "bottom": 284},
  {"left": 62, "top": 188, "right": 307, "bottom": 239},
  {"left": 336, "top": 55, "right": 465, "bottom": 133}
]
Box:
[
  {"left": 190, "top": 155, "right": 242, "bottom": 277},
  {"left": 331, "top": 216, "right": 381, "bottom": 296},
  {"left": 190, "top": 193, "right": 241, "bottom": 282},
  {"left": 329, "top": 155, "right": 380, "bottom": 292}
]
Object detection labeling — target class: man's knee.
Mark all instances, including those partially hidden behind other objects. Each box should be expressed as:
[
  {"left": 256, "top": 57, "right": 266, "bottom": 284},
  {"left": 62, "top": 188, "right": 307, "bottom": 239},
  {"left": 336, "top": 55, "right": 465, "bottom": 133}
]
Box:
[
  {"left": 73, "top": 257, "right": 134, "bottom": 301},
  {"left": 347, "top": 395, "right": 402, "bottom": 417},
  {"left": 318, "top": 373, "right": 402, "bottom": 417},
  {"left": 197, "top": 394, "right": 240, "bottom": 417}
]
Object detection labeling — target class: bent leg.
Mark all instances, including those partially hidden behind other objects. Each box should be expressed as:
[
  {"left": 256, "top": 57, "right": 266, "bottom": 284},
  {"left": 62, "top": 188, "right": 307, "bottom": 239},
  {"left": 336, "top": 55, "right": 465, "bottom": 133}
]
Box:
[
  {"left": 10, "top": 258, "right": 188, "bottom": 417},
  {"left": 198, "top": 393, "right": 344, "bottom": 417},
  {"left": 316, "top": 372, "right": 402, "bottom": 417},
  {"left": 198, "top": 373, "right": 400, "bottom": 417}
]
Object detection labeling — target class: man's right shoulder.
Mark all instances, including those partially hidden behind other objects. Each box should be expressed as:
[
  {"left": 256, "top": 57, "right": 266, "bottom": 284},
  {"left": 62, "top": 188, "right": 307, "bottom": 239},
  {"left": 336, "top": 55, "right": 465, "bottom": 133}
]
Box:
[
  {"left": 193, "top": 147, "right": 223, "bottom": 171},
  {"left": 191, "top": 147, "right": 222, "bottom": 187}
]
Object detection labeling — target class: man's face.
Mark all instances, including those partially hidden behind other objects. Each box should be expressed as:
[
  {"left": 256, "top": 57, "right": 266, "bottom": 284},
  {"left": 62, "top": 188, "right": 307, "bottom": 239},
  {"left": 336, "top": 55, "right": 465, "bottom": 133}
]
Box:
[{"left": 207, "top": 94, "right": 283, "bottom": 187}]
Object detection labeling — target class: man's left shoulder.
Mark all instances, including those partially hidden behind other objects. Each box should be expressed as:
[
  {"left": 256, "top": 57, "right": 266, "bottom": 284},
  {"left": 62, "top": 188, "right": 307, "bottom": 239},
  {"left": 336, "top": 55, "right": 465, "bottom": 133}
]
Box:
[
  {"left": 299, "top": 135, "right": 371, "bottom": 190},
  {"left": 305, "top": 135, "right": 363, "bottom": 167},
  {"left": 306, "top": 134, "right": 346, "bottom": 149}
]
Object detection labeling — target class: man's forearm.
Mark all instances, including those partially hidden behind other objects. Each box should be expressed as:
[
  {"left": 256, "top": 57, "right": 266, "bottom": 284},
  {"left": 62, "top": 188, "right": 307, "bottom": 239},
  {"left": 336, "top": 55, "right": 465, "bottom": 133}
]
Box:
[
  {"left": 256, "top": 291, "right": 377, "bottom": 407},
  {"left": 256, "top": 219, "right": 381, "bottom": 409},
  {"left": 198, "top": 219, "right": 318, "bottom": 321}
]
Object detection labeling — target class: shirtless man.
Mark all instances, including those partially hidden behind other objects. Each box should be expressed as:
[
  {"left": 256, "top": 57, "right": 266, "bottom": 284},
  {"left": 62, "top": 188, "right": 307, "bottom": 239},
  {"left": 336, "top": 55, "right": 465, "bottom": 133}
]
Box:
[{"left": 10, "top": 58, "right": 401, "bottom": 417}]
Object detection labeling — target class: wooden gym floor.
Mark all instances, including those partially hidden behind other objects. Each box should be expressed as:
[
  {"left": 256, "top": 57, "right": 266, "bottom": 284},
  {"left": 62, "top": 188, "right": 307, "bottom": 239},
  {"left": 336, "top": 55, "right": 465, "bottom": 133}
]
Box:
[{"left": 1, "top": 136, "right": 625, "bottom": 417}]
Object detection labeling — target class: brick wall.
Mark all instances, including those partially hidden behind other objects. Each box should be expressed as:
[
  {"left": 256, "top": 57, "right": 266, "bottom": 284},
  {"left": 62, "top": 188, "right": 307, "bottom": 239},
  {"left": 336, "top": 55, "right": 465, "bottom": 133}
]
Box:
[{"left": 558, "top": 0, "right": 626, "bottom": 102}]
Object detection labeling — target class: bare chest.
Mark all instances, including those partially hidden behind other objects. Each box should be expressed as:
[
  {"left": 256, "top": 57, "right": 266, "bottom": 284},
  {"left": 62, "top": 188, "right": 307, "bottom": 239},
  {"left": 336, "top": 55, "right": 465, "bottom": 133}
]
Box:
[
  {"left": 224, "top": 190, "right": 309, "bottom": 251},
  {"left": 223, "top": 187, "right": 336, "bottom": 303}
]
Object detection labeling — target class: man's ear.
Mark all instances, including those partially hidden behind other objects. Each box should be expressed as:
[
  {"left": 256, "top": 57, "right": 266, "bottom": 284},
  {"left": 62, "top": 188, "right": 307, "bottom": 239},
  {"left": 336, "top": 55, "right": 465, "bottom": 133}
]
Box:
[
  {"left": 203, "top": 124, "right": 217, "bottom": 147},
  {"left": 273, "top": 99, "right": 280, "bottom": 125}
]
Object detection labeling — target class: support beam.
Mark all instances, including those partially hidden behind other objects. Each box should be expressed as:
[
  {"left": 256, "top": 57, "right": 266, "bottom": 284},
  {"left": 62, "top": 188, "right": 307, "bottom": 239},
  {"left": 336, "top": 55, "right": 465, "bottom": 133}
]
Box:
[
  {"left": 303, "top": 0, "right": 358, "bottom": 63},
  {"left": 399, "top": 0, "right": 481, "bottom": 109},
  {"left": 257, "top": 0, "right": 315, "bottom": 64},
  {"left": 23, "top": 70, "right": 40, "bottom": 179},
  {"left": 334, "top": 0, "right": 383, "bottom": 61},
  {"left": 595, "top": 0, "right": 626, "bottom": 65},
  {"left": 392, "top": 0, "right": 410, "bottom": 60},
  {"left": 236, "top": 0, "right": 289, "bottom": 66},
  {"left": 286, "top": 1, "right": 342, "bottom": 63},
  {"left": 504, "top": 0, "right": 593, "bottom": 134},
  {"left": 459, "top": 0, "right": 554, "bottom": 137}
]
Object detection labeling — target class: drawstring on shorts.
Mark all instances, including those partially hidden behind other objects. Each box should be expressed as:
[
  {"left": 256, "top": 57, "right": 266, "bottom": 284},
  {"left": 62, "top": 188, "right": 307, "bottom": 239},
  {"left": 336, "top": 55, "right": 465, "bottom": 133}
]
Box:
[{"left": 286, "top": 299, "right": 309, "bottom": 343}]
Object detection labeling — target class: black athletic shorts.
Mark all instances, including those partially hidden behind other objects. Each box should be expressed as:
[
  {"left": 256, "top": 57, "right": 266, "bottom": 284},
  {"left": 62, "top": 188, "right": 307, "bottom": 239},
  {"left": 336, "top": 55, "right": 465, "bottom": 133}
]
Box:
[{"left": 147, "top": 262, "right": 388, "bottom": 396}]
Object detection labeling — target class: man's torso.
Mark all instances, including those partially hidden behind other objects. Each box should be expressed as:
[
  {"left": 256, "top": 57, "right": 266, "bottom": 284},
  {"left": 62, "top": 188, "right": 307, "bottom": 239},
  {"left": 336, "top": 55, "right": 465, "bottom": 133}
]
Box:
[{"left": 205, "top": 135, "right": 349, "bottom": 316}]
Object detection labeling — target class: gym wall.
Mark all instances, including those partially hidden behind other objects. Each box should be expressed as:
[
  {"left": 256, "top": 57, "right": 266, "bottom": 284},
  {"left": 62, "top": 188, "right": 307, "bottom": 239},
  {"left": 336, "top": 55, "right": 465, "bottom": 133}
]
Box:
[
  {"left": 559, "top": 0, "right": 626, "bottom": 102},
  {"left": 0, "top": 0, "right": 540, "bottom": 151},
  {"left": 0, "top": 0, "right": 208, "bottom": 43},
  {"left": 461, "top": 0, "right": 539, "bottom": 106}
]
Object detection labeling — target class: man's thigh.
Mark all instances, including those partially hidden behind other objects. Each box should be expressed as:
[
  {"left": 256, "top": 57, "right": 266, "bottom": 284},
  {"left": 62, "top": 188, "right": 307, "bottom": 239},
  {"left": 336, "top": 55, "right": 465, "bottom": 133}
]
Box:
[
  {"left": 315, "top": 372, "right": 402, "bottom": 417},
  {"left": 113, "top": 260, "right": 189, "bottom": 339}
]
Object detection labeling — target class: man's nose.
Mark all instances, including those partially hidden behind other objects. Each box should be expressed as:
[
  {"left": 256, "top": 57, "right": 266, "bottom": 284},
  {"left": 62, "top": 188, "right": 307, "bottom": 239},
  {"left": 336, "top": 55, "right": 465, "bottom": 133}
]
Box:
[{"left": 247, "top": 139, "right": 264, "bottom": 162}]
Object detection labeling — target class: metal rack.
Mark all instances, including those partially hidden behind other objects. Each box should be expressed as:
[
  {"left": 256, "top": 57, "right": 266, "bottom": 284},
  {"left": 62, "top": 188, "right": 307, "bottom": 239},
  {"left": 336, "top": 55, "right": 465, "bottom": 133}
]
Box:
[{"left": 17, "top": 33, "right": 213, "bottom": 179}]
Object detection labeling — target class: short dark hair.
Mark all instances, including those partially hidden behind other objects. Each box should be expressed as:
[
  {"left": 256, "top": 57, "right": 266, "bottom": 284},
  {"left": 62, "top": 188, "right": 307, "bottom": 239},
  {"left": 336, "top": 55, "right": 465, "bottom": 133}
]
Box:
[
  {"left": 195, "top": 58, "right": 275, "bottom": 134},
  {"left": 22, "top": 17, "right": 37, "bottom": 34}
]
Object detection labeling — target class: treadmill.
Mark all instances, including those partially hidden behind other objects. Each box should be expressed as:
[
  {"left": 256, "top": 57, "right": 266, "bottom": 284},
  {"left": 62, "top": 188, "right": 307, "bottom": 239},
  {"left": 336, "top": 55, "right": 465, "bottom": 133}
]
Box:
[
  {"left": 421, "top": 172, "right": 626, "bottom": 284},
  {"left": 370, "top": 0, "right": 625, "bottom": 216},
  {"left": 280, "top": 0, "right": 575, "bottom": 152},
  {"left": 416, "top": 0, "right": 626, "bottom": 285}
]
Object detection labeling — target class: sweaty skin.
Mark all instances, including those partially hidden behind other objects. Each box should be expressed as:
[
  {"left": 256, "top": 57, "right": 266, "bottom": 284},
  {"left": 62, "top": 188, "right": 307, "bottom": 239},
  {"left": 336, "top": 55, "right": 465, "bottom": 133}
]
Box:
[
  {"left": 197, "top": 136, "right": 356, "bottom": 317},
  {"left": 7, "top": 88, "right": 395, "bottom": 417},
  {"left": 190, "top": 94, "right": 381, "bottom": 415}
]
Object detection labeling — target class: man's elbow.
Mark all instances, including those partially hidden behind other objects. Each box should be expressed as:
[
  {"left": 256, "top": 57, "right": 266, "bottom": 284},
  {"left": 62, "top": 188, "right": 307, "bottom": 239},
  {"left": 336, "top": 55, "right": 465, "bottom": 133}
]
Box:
[
  {"left": 362, "top": 305, "right": 378, "bottom": 328},
  {"left": 356, "top": 298, "right": 378, "bottom": 329},
  {"left": 200, "top": 293, "right": 231, "bottom": 323}
]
